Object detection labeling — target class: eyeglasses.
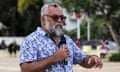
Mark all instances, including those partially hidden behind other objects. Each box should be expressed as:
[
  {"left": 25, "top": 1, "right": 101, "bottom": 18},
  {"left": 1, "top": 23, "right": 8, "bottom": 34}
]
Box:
[{"left": 44, "top": 15, "right": 66, "bottom": 22}]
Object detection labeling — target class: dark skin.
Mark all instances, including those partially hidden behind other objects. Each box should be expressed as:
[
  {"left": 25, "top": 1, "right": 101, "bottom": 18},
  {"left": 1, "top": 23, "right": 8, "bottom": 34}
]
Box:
[
  {"left": 80, "top": 55, "right": 103, "bottom": 68},
  {"left": 20, "top": 6, "right": 103, "bottom": 72}
]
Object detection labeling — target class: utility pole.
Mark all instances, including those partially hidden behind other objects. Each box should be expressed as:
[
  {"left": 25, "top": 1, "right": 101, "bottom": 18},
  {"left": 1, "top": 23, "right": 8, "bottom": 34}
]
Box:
[
  {"left": 75, "top": 13, "right": 82, "bottom": 39},
  {"left": 86, "top": 15, "right": 90, "bottom": 41}
]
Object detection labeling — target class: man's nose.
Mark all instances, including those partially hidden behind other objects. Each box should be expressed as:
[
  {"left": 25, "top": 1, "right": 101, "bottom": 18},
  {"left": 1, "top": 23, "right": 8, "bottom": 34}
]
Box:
[{"left": 57, "top": 17, "right": 62, "bottom": 23}]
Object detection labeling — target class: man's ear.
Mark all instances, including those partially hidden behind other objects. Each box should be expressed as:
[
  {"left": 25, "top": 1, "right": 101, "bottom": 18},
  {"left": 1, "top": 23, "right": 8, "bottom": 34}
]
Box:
[{"left": 41, "top": 16, "right": 45, "bottom": 26}]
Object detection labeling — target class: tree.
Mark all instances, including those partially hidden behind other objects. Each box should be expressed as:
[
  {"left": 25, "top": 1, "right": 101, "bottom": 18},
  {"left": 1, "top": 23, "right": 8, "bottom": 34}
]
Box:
[
  {"left": 17, "top": 0, "right": 43, "bottom": 36},
  {"left": 17, "top": 0, "right": 36, "bottom": 14},
  {"left": 0, "top": 0, "right": 16, "bottom": 36},
  {"left": 0, "top": 0, "right": 43, "bottom": 36},
  {"left": 94, "top": 0, "right": 120, "bottom": 51},
  {"left": 61, "top": 0, "right": 120, "bottom": 51}
]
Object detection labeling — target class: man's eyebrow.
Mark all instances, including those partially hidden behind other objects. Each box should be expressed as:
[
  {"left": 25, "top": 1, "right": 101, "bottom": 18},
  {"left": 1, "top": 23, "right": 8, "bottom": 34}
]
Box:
[{"left": 51, "top": 14, "right": 64, "bottom": 16}]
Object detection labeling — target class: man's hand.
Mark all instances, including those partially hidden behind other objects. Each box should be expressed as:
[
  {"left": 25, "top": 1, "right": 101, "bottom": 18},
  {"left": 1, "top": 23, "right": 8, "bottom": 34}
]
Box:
[
  {"left": 80, "top": 55, "right": 103, "bottom": 69},
  {"left": 52, "top": 46, "right": 69, "bottom": 62}
]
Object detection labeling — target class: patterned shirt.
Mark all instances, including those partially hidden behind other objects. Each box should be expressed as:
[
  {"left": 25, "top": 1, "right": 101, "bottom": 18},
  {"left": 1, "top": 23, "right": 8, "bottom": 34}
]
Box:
[{"left": 20, "top": 27, "right": 87, "bottom": 72}]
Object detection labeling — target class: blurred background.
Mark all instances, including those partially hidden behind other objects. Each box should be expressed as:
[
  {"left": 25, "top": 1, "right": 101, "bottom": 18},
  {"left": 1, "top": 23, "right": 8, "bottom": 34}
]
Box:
[
  {"left": 0, "top": 0, "right": 120, "bottom": 72},
  {"left": 0, "top": 0, "right": 119, "bottom": 53}
]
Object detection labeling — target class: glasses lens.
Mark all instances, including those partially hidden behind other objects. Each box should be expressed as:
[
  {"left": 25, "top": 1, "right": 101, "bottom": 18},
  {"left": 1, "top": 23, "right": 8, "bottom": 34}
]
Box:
[
  {"left": 52, "top": 15, "right": 59, "bottom": 21},
  {"left": 51, "top": 15, "right": 66, "bottom": 22},
  {"left": 61, "top": 16, "right": 66, "bottom": 21}
]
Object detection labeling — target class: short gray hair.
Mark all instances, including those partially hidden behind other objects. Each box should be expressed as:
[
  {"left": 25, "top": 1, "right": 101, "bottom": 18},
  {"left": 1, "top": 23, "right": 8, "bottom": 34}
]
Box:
[{"left": 40, "top": 3, "right": 62, "bottom": 16}]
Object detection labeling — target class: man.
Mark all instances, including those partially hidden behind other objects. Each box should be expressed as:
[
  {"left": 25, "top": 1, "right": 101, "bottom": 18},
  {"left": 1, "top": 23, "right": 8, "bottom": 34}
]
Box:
[{"left": 20, "top": 3, "right": 103, "bottom": 72}]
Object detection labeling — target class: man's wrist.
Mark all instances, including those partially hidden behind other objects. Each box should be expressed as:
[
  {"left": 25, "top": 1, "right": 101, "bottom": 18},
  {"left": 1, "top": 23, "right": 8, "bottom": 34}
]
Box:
[
  {"left": 91, "top": 55, "right": 98, "bottom": 57},
  {"left": 49, "top": 55, "right": 58, "bottom": 64},
  {"left": 87, "top": 55, "right": 99, "bottom": 58},
  {"left": 83, "top": 55, "right": 99, "bottom": 64}
]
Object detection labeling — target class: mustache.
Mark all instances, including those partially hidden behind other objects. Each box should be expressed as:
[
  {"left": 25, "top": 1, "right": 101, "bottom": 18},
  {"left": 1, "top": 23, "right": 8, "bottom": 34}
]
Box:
[
  {"left": 54, "top": 23, "right": 63, "bottom": 29},
  {"left": 49, "top": 23, "right": 64, "bottom": 36}
]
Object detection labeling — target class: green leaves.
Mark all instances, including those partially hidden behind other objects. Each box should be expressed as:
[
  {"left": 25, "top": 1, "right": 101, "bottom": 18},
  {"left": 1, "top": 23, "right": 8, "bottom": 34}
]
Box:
[
  {"left": 17, "top": 0, "right": 36, "bottom": 14},
  {"left": 61, "top": 0, "right": 120, "bottom": 40}
]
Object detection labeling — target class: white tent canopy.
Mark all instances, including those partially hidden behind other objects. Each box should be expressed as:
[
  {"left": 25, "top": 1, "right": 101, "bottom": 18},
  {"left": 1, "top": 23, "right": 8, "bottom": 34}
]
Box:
[{"left": 0, "top": 22, "right": 7, "bottom": 30}]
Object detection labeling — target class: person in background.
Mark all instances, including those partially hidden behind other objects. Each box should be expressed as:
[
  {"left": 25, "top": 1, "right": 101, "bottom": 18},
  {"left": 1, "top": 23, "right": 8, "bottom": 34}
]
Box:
[
  {"left": 8, "top": 40, "right": 19, "bottom": 57},
  {"left": 0, "top": 40, "right": 7, "bottom": 49},
  {"left": 100, "top": 39, "right": 109, "bottom": 58},
  {"left": 20, "top": 3, "right": 103, "bottom": 72}
]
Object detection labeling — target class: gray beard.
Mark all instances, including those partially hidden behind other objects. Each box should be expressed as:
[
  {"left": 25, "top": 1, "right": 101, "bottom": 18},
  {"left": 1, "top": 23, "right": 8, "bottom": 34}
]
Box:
[
  {"left": 45, "top": 18, "right": 64, "bottom": 37},
  {"left": 49, "top": 28, "right": 64, "bottom": 37}
]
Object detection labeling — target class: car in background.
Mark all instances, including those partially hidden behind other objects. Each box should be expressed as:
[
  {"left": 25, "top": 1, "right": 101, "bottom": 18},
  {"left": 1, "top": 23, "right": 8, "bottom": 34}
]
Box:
[{"left": 80, "top": 39, "right": 118, "bottom": 51}]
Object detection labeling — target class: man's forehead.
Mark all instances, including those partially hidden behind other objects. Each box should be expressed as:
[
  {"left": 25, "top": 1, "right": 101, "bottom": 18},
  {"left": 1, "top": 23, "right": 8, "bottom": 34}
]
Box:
[{"left": 48, "top": 6, "right": 63, "bottom": 15}]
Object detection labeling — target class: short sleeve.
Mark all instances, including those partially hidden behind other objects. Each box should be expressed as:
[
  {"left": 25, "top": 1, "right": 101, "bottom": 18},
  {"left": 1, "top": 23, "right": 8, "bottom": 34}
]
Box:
[
  {"left": 73, "top": 42, "right": 87, "bottom": 64},
  {"left": 19, "top": 38, "right": 38, "bottom": 64}
]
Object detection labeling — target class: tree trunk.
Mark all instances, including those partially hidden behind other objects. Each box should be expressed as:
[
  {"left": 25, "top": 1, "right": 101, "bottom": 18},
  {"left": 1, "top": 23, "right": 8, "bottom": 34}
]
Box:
[{"left": 106, "top": 22, "right": 120, "bottom": 52}]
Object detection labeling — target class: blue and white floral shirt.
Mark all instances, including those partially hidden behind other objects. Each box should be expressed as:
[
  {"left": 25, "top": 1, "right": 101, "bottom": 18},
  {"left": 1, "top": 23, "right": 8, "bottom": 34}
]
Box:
[{"left": 20, "top": 27, "right": 87, "bottom": 72}]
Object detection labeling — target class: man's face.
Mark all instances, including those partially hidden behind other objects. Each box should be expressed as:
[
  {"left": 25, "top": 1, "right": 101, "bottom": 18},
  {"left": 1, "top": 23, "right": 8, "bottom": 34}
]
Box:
[{"left": 43, "top": 6, "right": 66, "bottom": 36}]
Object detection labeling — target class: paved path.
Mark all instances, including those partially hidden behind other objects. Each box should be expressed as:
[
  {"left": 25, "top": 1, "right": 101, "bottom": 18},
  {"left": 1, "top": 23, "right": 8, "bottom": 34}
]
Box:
[
  {"left": 0, "top": 56, "right": 120, "bottom": 72},
  {"left": 0, "top": 57, "right": 20, "bottom": 72}
]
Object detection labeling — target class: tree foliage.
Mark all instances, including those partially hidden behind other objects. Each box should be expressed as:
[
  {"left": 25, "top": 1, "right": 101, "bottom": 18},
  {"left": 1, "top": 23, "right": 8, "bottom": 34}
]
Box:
[
  {"left": 17, "top": 0, "right": 43, "bottom": 36},
  {"left": 61, "top": 0, "right": 120, "bottom": 50},
  {"left": 0, "top": 0, "right": 43, "bottom": 36},
  {"left": 18, "top": 0, "right": 36, "bottom": 14}
]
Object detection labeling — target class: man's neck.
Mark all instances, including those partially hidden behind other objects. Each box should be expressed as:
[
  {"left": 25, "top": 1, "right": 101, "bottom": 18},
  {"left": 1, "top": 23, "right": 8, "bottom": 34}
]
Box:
[
  {"left": 52, "top": 36, "right": 60, "bottom": 45},
  {"left": 42, "top": 27, "right": 60, "bottom": 45}
]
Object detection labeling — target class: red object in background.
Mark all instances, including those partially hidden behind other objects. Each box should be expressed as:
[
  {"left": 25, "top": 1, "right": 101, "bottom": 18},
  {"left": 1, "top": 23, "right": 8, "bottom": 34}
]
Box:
[{"left": 75, "top": 13, "right": 82, "bottom": 19}]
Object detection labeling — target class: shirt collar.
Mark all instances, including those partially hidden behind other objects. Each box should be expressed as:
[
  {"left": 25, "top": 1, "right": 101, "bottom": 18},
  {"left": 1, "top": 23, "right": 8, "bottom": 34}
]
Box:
[
  {"left": 36, "top": 27, "right": 63, "bottom": 40},
  {"left": 36, "top": 27, "right": 48, "bottom": 36}
]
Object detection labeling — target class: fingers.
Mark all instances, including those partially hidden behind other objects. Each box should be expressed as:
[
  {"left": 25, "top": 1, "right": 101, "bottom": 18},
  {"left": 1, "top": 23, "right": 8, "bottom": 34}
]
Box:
[
  {"left": 93, "top": 57, "right": 103, "bottom": 69},
  {"left": 53, "top": 47, "right": 70, "bottom": 62},
  {"left": 60, "top": 47, "right": 70, "bottom": 57},
  {"left": 65, "top": 47, "right": 69, "bottom": 52},
  {"left": 87, "top": 55, "right": 103, "bottom": 69},
  {"left": 88, "top": 57, "right": 92, "bottom": 64},
  {"left": 64, "top": 48, "right": 70, "bottom": 57}
]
